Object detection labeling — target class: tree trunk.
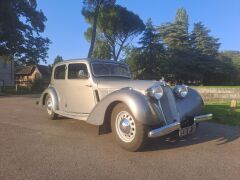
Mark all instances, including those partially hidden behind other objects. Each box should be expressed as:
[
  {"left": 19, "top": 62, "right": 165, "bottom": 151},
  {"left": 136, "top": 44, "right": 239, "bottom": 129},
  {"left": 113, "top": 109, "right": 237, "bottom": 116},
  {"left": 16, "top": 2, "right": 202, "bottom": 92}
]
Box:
[{"left": 87, "top": 6, "right": 99, "bottom": 58}]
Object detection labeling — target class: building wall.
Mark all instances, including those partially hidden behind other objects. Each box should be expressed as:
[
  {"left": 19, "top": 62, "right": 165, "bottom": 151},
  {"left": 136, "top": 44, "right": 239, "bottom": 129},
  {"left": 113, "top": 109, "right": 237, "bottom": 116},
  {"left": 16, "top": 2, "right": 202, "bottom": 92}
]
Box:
[
  {"left": 16, "top": 67, "right": 42, "bottom": 87},
  {"left": 0, "top": 57, "right": 15, "bottom": 87}
]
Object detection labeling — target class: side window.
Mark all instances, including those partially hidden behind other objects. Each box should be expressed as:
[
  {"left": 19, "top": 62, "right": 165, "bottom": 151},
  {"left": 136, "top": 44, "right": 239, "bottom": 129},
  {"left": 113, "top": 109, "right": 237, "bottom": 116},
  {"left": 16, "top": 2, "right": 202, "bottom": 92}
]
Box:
[
  {"left": 68, "top": 63, "right": 89, "bottom": 79},
  {"left": 54, "top": 65, "right": 66, "bottom": 79}
]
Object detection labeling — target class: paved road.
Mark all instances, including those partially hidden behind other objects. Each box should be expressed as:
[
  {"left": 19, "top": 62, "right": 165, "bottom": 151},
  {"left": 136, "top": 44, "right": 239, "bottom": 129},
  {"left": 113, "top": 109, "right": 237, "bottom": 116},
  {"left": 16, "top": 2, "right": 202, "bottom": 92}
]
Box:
[{"left": 0, "top": 95, "right": 240, "bottom": 180}]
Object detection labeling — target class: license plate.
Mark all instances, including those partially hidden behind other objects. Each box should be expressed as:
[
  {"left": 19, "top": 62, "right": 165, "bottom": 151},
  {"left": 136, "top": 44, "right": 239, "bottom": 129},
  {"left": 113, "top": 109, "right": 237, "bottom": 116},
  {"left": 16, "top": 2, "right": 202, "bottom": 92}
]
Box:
[{"left": 179, "top": 123, "right": 196, "bottom": 137}]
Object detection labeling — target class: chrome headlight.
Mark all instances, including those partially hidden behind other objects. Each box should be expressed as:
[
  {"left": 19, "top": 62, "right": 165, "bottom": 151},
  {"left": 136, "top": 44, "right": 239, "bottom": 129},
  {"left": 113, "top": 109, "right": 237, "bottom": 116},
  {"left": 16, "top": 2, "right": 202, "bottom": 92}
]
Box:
[
  {"left": 146, "top": 85, "right": 164, "bottom": 100},
  {"left": 173, "top": 85, "right": 188, "bottom": 98}
]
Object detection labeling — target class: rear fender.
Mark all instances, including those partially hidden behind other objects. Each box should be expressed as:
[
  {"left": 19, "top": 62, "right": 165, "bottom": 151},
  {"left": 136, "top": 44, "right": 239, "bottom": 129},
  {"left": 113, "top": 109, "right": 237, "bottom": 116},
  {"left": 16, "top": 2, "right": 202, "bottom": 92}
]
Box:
[{"left": 39, "top": 87, "right": 59, "bottom": 111}]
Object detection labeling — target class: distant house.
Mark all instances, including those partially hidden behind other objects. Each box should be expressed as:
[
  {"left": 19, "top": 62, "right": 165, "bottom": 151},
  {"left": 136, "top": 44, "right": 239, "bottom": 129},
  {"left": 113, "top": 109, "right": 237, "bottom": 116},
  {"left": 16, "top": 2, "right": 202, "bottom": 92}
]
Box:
[
  {"left": 15, "top": 65, "right": 51, "bottom": 88},
  {"left": 0, "top": 56, "right": 15, "bottom": 89}
]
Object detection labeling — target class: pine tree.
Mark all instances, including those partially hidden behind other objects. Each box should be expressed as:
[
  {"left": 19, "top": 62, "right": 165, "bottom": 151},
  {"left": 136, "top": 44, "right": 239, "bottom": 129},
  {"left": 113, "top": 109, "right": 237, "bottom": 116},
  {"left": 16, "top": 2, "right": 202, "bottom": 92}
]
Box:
[
  {"left": 159, "top": 8, "right": 190, "bottom": 52},
  {"left": 175, "top": 8, "right": 189, "bottom": 32},
  {"left": 127, "top": 19, "right": 165, "bottom": 79},
  {"left": 191, "top": 22, "right": 220, "bottom": 57}
]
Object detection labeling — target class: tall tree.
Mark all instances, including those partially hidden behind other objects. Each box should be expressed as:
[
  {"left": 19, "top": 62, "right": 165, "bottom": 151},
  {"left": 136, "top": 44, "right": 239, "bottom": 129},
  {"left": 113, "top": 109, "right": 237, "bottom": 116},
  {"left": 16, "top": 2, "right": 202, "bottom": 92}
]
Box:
[
  {"left": 191, "top": 22, "right": 220, "bottom": 57},
  {"left": 53, "top": 55, "right": 63, "bottom": 65},
  {"left": 175, "top": 8, "right": 189, "bottom": 32},
  {"left": 138, "top": 19, "right": 165, "bottom": 79},
  {"left": 0, "top": 0, "right": 50, "bottom": 65},
  {"left": 97, "top": 5, "right": 145, "bottom": 61},
  {"left": 84, "top": 27, "right": 112, "bottom": 59},
  {"left": 159, "top": 8, "right": 190, "bottom": 52},
  {"left": 85, "top": 5, "right": 145, "bottom": 61},
  {"left": 82, "top": 0, "right": 116, "bottom": 58},
  {"left": 158, "top": 8, "right": 191, "bottom": 83},
  {"left": 126, "top": 19, "right": 165, "bottom": 79}
]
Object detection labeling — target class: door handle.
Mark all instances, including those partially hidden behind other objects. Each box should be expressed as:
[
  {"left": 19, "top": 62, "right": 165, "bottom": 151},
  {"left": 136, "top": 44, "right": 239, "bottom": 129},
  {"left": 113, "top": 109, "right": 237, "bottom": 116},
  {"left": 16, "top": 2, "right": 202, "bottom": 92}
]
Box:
[{"left": 86, "top": 85, "right": 92, "bottom": 87}]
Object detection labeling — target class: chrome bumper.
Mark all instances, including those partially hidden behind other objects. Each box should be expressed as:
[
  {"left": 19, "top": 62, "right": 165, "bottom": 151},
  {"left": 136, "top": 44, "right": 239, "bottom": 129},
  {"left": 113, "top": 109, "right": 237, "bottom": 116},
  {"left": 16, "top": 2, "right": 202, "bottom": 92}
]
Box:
[{"left": 148, "top": 114, "right": 213, "bottom": 138}]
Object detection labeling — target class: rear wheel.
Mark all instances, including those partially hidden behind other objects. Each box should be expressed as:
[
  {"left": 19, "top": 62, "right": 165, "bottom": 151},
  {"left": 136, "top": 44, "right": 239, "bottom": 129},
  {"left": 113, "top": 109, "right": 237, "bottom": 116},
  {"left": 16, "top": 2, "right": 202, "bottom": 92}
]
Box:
[
  {"left": 111, "top": 103, "right": 148, "bottom": 151},
  {"left": 45, "top": 95, "right": 58, "bottom": 120}
]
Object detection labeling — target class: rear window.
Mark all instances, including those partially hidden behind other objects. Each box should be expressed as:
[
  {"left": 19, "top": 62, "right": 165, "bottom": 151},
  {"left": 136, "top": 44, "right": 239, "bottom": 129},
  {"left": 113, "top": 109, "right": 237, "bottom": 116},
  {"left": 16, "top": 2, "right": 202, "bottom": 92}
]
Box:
[
  {"left": 68, "top": 63, "right": 89, "bottom": 79},
  {"left": 54, "top": 65, "right": 66, "bottom": 79}
]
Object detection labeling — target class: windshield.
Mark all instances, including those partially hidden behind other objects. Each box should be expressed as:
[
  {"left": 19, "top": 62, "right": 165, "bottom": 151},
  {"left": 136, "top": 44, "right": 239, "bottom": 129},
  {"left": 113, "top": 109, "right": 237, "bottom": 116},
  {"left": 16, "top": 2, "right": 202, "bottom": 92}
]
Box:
[{"left": 91, "top": 62, "right": 131, "bottom": 78}]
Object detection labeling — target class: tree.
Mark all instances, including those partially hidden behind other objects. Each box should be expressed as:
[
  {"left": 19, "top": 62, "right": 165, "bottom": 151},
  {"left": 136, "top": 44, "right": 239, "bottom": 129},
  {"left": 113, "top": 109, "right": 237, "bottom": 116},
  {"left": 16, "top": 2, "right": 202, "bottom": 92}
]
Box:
[
  {"left": 137, "top": 19, "right": 165, "bottom": 79},
  {"left": 175, "top": 8, "right": 189, "bottom": 32},
  {"left": 97, "top": 5, "right": 145, "bottom": 61},
  {"left": 53, "top": 55, "right": 63, "bottom": 65},
  {"left": 159, "top": 8, "right": 190, "bottom": 52},
  {"left": 126, "top": 19, "right": 165, "bottom": 79},
  {"left": 191, "top": 22, "right": 220, "bottom": 57},
  {"left": 82, "top": 0, "right": 116, "bottom": 58},
  {"left": 157, "top": 8, "right": 192, "bottom": 83},
  {"left": 85, "top": 5, "right": 145, "bottom": 61},
  {"left": 84, "top": 28, "right": 112, "bottom": 59},
  {"left": 0, "top": 0, "right": 50, "bottom": 65}
]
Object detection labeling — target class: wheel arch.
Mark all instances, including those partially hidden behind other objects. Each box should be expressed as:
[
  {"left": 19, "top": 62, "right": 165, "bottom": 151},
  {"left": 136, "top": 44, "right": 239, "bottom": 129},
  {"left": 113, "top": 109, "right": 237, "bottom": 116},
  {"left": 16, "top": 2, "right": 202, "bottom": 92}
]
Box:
[
  {"left": 87, "top": 88, "right": 161, "bottom": 129},
  {"left": 39, "top": 87, "right": 59, "bottom": 111}
]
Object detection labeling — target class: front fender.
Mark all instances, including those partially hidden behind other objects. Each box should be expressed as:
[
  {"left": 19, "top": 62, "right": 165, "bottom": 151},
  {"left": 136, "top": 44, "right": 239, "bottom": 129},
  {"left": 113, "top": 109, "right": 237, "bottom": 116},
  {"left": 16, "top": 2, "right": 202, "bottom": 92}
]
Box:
[
  {"left": 39, "top": 87, "right": 59, "bottom": 111},
  {"left": 87, "top": 88, "right": 162, "bottom": 126},
  {"left": 176, "top": 88, "right": 204, "bottom": 120}
]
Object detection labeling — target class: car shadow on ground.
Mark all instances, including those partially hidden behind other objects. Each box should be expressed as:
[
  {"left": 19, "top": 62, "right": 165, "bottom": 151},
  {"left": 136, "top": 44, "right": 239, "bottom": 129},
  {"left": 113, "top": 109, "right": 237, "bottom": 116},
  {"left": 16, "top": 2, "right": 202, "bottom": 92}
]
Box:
[{"left": 144, "top": 122, "right": 240, "bottom": 152}]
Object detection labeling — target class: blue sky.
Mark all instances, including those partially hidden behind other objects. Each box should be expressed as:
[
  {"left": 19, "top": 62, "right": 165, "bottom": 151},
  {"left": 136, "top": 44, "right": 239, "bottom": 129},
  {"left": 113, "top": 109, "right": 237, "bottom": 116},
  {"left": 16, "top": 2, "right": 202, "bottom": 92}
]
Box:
[{"left": 37, "top": 0, "right": 240, "bottom": 64}]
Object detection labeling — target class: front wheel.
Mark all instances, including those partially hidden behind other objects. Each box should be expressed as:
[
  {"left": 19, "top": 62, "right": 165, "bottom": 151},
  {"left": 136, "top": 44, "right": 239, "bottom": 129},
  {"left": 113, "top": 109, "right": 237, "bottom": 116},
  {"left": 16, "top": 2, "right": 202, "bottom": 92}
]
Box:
[
  {"left": 111, "top": 103, "right": 148, "bottom": 151},
  {"left": 45, "top": 95, "right": 58, "bottom": 120}
]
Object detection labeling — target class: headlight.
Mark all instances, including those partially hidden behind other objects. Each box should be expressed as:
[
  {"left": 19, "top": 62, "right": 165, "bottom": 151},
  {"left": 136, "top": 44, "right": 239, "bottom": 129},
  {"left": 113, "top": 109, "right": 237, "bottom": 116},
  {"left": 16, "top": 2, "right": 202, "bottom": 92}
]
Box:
[
  {"left": 173, "top": 85, "right": 188, "bottom": 98},
  {"left": 146, "top": 85, "right": 164, "bottom": 100}
]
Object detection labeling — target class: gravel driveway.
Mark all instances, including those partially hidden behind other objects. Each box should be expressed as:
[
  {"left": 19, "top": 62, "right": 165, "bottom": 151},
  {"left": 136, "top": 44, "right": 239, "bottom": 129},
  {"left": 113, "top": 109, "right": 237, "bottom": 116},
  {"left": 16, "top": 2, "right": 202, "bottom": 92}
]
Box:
[{"left": 0, "top": 95, "right": 239, "bottom": 180}]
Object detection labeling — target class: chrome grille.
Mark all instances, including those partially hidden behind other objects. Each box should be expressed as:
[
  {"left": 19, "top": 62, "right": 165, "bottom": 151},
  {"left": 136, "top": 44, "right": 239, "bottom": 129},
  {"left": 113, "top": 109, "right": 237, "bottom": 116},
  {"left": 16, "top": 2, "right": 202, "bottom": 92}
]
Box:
[{"left": 159, "top": 86, "right": 179, "bottom": 124}]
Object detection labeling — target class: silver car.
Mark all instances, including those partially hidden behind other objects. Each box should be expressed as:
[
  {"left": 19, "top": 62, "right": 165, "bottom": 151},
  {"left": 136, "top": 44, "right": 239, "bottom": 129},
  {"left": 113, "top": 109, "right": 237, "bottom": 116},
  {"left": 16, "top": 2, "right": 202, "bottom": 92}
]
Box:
[{"left": 39, "top": 58, "right": 212, "bottom": 151}]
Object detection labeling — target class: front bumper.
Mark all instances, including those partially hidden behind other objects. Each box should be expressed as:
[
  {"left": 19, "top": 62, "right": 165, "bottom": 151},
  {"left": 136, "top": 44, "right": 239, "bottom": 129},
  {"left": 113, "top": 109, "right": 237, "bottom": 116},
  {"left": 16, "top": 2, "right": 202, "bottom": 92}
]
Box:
[{"left": 148, "top": 114, "right": 213, "bottom": 138}]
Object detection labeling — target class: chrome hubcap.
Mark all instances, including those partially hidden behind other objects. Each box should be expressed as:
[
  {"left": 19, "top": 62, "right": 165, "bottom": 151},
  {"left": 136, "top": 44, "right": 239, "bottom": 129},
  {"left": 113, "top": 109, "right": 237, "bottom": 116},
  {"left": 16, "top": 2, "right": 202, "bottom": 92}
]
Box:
[
  {"left": 116, "top": 111, "right": 136, "bottom": 142},
  {"left": 46, "top": 98, "right": 53, "bottom": 115},
  {"left": 120, "top": 119, "right": 131, "bottom": 134}
]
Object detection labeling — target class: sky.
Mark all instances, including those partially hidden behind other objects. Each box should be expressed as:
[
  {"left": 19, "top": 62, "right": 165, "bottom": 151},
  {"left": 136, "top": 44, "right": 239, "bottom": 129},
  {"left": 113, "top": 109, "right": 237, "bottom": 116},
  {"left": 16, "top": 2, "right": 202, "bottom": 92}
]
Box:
[{"left": 37, "top": 0, "right": 240, "bottom": 65}]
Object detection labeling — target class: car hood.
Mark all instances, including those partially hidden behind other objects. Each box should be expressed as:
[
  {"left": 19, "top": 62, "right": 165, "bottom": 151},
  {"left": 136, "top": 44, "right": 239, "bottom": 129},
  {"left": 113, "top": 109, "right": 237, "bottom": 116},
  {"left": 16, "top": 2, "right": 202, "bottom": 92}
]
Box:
[{"left": 96, "top": 78, "right": 157, "bottom": 92}]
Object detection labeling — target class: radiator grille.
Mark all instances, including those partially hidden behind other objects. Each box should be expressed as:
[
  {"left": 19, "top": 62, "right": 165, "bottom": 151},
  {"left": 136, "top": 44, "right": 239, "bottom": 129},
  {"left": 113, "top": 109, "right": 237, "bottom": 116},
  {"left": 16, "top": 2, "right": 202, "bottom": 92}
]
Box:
[{"left": 159, "top": 86, "right": 179, "bottom": 124}]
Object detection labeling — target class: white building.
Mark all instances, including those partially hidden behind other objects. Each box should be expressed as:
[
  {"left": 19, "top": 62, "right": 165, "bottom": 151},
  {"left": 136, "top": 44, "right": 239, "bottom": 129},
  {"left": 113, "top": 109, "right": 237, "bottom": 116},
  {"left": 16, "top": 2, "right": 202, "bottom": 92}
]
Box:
[{"left": 0, "top": 56, "right": 15, "bottom": 88}]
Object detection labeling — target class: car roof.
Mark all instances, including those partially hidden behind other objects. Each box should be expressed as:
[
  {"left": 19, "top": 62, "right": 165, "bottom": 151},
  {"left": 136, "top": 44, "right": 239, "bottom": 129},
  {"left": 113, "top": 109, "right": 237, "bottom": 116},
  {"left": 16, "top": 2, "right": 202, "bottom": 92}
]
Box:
[{"left": 55, "top": 58, "right": 126, "bottom": 66}]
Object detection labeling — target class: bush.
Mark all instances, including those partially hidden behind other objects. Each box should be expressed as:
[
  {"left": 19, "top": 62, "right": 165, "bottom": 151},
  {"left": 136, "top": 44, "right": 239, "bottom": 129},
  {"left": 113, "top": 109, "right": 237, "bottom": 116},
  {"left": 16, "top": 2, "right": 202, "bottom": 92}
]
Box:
[{"left": 31, "top": 79, "right": 45, "bottom": 92}]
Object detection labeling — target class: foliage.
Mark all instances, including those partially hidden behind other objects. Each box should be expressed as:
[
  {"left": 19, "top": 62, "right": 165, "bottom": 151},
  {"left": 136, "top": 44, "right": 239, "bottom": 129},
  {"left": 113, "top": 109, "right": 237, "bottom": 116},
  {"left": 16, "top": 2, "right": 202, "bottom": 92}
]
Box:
[
  {"left": 82, "top": 0, "right": 116, "bottom": 58},
  {"left": 126, "top": 19, "right": 165, "bottom": 79},
  {"left": 0, "top": 0, "right": 50, "bottom": 65},
  {"left": 84, "top": 4, "right": 145, "bottom": 61},
  {"left": 220, "top": 51, "right": 240, "bottom": 69},
  {"left": 31, "top": 78, "right": 45, "bottom": 92},
  {"left": 159, "top": 8, "right": 190, "bottom": 52},
  {"left": 125, "top": 8, "right": 240, "bottom": 85},
  {"left": 53, "top": 55, "right": 64, "bottom": 65},
  {"left": 191, "top": 22, "right": 220, "bottom": 57}
]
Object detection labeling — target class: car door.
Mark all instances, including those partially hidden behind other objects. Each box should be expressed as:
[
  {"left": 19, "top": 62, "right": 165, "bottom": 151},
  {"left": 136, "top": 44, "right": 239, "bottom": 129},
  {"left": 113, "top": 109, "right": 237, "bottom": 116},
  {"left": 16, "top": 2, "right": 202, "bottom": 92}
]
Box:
[
  {"left": 52, "top": 64, "right": 67, "bottom": 111},
  {"left": 66, "top": 63, "right": 96, "bottom": 114}
]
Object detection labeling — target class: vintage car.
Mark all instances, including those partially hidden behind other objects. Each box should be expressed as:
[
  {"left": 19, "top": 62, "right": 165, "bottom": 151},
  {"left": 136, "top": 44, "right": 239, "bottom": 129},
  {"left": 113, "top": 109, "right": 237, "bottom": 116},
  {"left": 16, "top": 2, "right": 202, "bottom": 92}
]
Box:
[{"left": 39, "top": 58, "right": 212, "bottom": 151}]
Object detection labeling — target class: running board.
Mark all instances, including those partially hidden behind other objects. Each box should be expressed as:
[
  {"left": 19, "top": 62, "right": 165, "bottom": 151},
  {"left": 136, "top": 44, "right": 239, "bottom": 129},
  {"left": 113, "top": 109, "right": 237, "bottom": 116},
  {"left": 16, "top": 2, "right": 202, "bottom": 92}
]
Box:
[{"left": 55, "top": 110, "right": 89, "bottom": 121}]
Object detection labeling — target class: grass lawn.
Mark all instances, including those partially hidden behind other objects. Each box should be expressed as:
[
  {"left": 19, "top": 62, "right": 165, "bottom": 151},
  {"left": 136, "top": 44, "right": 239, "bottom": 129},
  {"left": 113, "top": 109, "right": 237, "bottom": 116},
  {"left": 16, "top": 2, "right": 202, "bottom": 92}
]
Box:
[
  {"left": 204, "top": 102, "right": 240, "bottom": 126},
  {"left": 191, "top": 86, "right": 240, "bottom": 88}
]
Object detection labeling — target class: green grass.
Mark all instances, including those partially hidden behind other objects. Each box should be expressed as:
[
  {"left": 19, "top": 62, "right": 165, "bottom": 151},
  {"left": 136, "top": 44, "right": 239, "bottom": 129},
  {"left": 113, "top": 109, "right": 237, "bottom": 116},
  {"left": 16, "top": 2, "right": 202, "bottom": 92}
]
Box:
[
  {"left": 204, "top": 102, "right": 240, "bottom": 126},
  {"left": 191, "top": 86, "right": 240, "bottom": 88}
]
